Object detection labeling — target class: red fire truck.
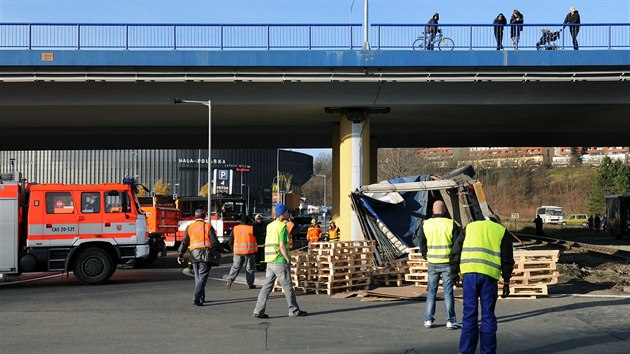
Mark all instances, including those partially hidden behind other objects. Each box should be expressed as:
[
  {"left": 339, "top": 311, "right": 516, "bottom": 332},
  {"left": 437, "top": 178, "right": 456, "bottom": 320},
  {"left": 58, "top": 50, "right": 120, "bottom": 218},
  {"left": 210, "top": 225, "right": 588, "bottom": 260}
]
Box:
[
  {"left": 136, "top": 195, "right": 179, "bottom": 266},
  {"left": 0, "top": 172, "right": 150, "bottom": 284},
  {"left": 172, "top": 195, "right": 247, "bottom": 250}
]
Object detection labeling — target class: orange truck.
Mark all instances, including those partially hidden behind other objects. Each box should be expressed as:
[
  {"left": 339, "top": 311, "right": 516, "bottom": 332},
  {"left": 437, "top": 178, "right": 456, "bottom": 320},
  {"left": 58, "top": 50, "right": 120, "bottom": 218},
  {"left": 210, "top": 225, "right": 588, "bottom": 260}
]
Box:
[
  {"left": 0, "top": 172, "right": 151, "bottom": 284},
  {"left": 137, "top": 195, "right": 178, "bottom": 264}
]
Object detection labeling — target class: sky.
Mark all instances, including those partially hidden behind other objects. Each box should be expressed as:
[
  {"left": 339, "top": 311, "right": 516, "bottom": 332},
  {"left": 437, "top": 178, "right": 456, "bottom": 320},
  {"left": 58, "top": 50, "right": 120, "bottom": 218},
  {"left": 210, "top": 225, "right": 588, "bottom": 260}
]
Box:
[{"left": 0, "top": 0, "right": 628, "bottom": 24}]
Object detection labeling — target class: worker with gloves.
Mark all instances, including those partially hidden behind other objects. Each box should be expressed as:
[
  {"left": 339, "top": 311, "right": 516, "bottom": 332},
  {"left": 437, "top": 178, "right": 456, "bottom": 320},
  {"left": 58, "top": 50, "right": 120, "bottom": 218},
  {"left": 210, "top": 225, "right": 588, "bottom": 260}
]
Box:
[{"left": 449, "top": 215, "right": 514, "bottom": 354}]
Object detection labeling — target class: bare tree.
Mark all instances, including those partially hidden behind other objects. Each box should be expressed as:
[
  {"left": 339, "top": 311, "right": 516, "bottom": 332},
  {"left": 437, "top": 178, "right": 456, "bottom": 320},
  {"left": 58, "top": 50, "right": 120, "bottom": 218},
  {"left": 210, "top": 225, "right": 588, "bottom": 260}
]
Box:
[{"left": 303, "top": 152, "right": 332, "bottom": 206}]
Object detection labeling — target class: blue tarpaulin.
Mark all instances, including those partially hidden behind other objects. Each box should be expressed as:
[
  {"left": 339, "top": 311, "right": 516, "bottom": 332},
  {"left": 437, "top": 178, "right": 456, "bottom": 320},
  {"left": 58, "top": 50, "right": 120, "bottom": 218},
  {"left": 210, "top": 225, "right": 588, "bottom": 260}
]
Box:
[{"left": 360, "top": 175, "right": 431, "bottom": 247}]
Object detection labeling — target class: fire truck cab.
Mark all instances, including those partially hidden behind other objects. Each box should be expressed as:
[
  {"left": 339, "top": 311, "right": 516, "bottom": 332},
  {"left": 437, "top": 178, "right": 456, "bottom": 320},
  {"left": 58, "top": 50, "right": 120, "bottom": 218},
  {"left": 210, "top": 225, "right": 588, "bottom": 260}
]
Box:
[{"left": 0, "top": 172, "right": 150, "bottom": 284}]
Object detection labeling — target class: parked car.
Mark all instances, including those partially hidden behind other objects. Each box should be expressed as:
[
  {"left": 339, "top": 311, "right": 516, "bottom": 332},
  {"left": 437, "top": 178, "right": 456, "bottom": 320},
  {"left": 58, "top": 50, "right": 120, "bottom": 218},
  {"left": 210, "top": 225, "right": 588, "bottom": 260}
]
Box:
[{"left": 560, "top": 214, "right": 588, "bottom": 227}]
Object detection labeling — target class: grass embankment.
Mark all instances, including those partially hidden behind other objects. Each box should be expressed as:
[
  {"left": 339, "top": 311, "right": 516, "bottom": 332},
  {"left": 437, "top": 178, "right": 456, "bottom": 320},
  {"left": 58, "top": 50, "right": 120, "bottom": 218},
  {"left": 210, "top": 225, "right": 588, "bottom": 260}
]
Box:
[{"left": 479, "top": 166, "right": 596, "bottom": 220}]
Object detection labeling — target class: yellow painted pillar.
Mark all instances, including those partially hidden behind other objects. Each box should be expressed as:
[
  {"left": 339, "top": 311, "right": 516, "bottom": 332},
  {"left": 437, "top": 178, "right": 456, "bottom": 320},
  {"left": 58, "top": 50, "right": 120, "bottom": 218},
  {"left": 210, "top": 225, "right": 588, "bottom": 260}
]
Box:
[
  {"left": 336, "top": 113, "right": 370, "bottom": 241},
  {"left": 331, "top": 124, "right": 340, "bottom": 223}
]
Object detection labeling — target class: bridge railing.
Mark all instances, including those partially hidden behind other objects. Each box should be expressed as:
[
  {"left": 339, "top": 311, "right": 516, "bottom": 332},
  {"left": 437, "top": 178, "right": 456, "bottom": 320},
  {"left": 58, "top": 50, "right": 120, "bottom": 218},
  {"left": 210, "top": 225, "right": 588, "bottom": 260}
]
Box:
[{"left": 0, "top": 23, "right": 628, "bottom": 50}]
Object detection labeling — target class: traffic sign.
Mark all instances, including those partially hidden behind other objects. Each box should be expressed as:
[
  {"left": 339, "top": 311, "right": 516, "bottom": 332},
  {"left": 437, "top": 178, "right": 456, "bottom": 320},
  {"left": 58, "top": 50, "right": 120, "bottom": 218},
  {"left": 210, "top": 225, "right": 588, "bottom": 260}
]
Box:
[{"left": 511, "top": 213, "right": 520, "bottom": 219}]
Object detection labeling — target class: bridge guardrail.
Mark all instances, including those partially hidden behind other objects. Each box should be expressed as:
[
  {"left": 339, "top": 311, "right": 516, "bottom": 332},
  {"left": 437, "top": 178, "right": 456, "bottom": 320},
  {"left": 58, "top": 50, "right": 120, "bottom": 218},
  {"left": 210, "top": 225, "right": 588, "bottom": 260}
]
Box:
[{"left": 0, "top": 23, "right": 628, "bottom": 50}]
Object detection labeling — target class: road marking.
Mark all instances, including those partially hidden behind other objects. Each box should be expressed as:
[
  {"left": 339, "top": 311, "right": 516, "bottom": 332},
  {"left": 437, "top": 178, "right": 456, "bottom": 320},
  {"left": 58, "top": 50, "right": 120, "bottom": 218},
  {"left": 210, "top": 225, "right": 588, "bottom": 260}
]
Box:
[{"left": 0, "top": 273, "right": 64, "bottom": 286}]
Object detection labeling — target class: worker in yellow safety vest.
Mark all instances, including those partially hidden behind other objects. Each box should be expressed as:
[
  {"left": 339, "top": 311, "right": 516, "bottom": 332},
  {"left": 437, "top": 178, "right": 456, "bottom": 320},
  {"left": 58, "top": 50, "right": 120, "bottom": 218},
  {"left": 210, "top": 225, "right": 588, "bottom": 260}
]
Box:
[
  {"left": 418, "top": 200, "right": 460, "bottom": 330},
  {"left": 450, "top": 215, "right": 514, "bottom": 354},
  {"left": 226, "top": 215, "right": 258, "bottom": 289},
  {"left": 325, "top": 220, "right": 340, "bottom": 242},
  {"left": 252, "top": 203, "right": 307, "bottom": 318},
  {"left": 177, "top": 209, "right": 220, "bottom": 306},
  {"left": 306, "top": 218, "right": 322, "bottom": 243}
]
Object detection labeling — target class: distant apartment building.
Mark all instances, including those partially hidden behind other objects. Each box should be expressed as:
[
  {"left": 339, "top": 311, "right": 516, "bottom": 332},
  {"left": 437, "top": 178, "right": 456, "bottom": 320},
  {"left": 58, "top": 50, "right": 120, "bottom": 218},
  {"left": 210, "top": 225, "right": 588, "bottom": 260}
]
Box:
[{"left": 416, "top": 147, "right": 629, "bottom": 167}]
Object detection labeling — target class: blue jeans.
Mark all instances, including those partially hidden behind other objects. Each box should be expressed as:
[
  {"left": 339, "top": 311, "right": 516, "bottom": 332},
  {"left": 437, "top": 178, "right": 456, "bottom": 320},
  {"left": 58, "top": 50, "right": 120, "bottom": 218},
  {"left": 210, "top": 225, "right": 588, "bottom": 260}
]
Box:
[
  {"left": 228, "top": 253, "right": 256, "bottom": 286},
  {"left": 424, "top": 263, "right": 456, "bottom": 323},
  {"left": 192, "top": 261, "right": 210, "bottom": 303},
  {"left": 460, "top": 273, "right": 498, "bottom": 354},
  {"left": 253, "top": 262, "right": 300, "bottom": 316}
]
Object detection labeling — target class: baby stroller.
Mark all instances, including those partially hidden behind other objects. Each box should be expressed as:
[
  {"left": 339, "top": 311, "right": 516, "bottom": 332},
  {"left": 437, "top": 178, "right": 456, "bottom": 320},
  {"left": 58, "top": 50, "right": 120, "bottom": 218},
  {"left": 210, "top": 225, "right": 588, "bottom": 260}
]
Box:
[{"left": 536, "top": 29, "right": 561, "bottom": 50}]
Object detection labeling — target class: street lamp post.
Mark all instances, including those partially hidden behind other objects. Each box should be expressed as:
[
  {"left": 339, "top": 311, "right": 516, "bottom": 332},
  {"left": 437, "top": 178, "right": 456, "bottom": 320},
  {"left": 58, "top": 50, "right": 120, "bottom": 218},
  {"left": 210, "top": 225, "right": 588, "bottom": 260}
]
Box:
[
  {"left": 314, "top": 174, "right": 327, "bottom": 210},
  {"left": 173, "top": 98, "right": 212, "bottom": 217},
  {"left": 241, "top": 183, "right": 250, "bottom": 215}
]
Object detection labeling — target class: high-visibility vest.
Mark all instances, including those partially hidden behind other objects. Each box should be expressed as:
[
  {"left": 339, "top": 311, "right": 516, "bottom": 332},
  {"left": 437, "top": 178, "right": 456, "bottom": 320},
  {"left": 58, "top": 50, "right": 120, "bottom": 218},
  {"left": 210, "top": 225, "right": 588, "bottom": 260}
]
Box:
[
  {"left": 187, "top": 220, "right": 213, "bottom": 250},
  {"left": 327, "top": 226, "right": 340, "bottom": 241},
  {"left": 307, "top": 226, "right": 322, "bottom": 243},
  {"left": 460, "top": 220, "right": 505, "bottom": 280},
  {"left": 423, "top": 217, "right": 454, "bottom": 264},
  {"left": 232, "top": 224, "right": 257, "bottom": 255},
  {"left": 264, "top": 220, "right": 290, "bottom": 263},
  {"left": 286, "top": 220, "right": 295, "bottom": 249}
]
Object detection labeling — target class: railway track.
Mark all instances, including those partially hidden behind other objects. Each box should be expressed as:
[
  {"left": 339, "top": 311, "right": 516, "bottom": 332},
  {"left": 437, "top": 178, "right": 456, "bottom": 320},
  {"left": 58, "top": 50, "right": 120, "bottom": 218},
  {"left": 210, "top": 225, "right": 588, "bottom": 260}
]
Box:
[{"left": 512, "top": 232, "right": 630, "bottom": 262}]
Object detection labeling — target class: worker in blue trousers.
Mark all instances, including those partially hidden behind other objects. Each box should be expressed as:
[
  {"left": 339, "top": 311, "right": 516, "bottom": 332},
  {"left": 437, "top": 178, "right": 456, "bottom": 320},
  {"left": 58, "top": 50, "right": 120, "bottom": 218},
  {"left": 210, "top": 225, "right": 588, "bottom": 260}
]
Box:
[{"left": 450, "top": 216, "right": 514, "bottom": 354}]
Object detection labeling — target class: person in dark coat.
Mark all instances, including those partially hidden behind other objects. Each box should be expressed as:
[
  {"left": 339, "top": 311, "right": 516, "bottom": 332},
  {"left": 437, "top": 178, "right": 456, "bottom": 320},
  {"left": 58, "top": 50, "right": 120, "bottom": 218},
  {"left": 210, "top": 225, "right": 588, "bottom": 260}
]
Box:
[
  {"left": 534, "top": 215, "right": 544, "bottom": 236},
  {"left": 563, "top": 6, "right": 581, "bottom": 50},
  {"left": 253, "top": 214, "right": 267, "bottom": 271},
  {"left": 425, "top": 13, "right": 440, "bottom": 50},
  {"left": 510, "top": 9, "right": 524, "bottom": 49},
  {"left": 493, "top": 13, "right": 507, "bottom": 50}
]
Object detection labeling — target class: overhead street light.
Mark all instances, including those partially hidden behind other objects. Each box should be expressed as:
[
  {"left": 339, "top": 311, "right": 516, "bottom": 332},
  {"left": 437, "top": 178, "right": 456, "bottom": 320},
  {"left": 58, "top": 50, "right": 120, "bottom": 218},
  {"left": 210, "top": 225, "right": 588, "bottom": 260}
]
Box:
[{"left": 173, "top": 98, "right": 212, "bottom": 218}]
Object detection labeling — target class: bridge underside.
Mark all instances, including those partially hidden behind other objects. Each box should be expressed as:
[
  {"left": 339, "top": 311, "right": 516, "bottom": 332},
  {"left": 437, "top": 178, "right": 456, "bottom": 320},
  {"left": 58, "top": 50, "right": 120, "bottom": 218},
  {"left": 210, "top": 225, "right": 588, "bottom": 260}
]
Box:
[{"left": 1, "top": 77, "right": 630, "bottom": 150}]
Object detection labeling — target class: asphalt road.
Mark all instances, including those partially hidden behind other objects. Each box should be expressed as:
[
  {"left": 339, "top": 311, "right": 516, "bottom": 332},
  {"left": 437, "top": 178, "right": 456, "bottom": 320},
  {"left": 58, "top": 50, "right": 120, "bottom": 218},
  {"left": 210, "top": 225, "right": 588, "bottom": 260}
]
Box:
[{"left": 2, "top": 252, "right": 630, "bottom": 354}]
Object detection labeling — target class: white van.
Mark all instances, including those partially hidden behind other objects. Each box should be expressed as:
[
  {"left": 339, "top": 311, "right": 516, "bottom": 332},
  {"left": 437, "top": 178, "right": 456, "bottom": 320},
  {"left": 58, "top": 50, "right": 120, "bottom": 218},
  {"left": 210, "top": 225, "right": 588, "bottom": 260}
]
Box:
[{"left": 536, "top": 206, "right": 563, "bottom": 224}]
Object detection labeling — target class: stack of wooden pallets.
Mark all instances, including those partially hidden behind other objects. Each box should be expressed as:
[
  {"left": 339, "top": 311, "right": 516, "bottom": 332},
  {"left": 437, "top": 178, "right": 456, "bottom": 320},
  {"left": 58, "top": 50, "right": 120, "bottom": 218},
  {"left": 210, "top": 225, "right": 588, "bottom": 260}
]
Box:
[
  {"left": 371, "top": 259, "right": 409, "bottom": 287},
  {"left": 310, "top": 241, "right": 374, "bottom": 295},
  {"left": 501, "top": 249, "right": 559, "bottom": 299},
  {"left": 404, "top": 247, "right": 431, "bottom": 288},
  {"left": 273, "top": 241, "right": 375, "bottom": 295},
  {"left": 404, "top": 247, "right": 559, "bottom": 299}
]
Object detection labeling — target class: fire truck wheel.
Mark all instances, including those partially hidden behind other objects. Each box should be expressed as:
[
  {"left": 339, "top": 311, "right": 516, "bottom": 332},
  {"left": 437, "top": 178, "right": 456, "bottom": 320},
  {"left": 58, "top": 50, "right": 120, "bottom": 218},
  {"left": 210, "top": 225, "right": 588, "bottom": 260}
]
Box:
[{"left": 73, "top": 248, "right": 114, "bottom": 285}]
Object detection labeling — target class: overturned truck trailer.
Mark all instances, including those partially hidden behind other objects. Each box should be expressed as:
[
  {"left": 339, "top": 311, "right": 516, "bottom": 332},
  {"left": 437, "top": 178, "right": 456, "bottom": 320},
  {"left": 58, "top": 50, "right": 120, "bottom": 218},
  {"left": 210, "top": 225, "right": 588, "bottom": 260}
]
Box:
[{"left": 350, "top": 166, "right": 493, "bottom": 266}]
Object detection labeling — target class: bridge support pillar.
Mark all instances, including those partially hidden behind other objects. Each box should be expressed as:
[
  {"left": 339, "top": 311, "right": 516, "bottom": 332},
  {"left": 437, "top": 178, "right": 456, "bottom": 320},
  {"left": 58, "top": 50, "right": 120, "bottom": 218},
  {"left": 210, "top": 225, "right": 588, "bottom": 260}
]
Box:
[
  {"left": 329, "top": 111, "right": 369, "bottom": 241},
  {"left": 326, "top": 107, "right": 388, "bottom": 241}
]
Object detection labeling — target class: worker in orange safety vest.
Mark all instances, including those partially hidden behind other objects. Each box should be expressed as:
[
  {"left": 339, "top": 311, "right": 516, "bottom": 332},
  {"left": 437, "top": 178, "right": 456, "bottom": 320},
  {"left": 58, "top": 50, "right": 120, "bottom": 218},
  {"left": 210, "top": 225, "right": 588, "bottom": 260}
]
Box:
[
  {"left": 177, "top": 209, "right": 220, "bottom": 306},
  {"left": 306, "top": 218, "right": 323, "bottom": 243},
  {"left": 226, "top": 215, "right": 258, "bottom": 289},
  {"left": 285, "top": 217, "right": 295, "bottom": 249},
  {"left": 325, "top": 220, "right": 341, "bottom": 242}
]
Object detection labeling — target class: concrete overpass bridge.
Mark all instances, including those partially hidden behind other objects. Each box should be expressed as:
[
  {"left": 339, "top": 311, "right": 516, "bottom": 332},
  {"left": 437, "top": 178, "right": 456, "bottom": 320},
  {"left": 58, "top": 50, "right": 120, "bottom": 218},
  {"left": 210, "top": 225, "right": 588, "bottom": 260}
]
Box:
[{"left": 1, "top": 22, "right": 630, "bottom": 239}]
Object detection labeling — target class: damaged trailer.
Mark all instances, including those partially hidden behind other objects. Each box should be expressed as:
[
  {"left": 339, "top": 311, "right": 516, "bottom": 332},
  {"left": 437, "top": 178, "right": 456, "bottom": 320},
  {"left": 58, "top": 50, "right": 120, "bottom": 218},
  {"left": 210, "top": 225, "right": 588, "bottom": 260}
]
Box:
[{"left": 350, "top": 165, "right": 494, "bottom": 266}]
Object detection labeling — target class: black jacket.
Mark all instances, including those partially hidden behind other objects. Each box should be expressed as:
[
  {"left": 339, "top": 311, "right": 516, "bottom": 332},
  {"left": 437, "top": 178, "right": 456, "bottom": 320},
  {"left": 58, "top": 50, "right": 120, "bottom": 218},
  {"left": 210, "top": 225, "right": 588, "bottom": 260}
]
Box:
[
  {"left": 450, "top": 220, "right": 515, "bottom": 282},
  {"left": 425, "top": 13, "right": 439, "bottom": 34},
  {"left": 510, "top": 11, "right": 524, "bottom": 37},
  {"left": 564, "top": 11, "right": 581, "bottom": 32},
  {"left": 253, "top": 221, "right": 266, "bottom": 245},
  {"left": 493, "top": 14, "right": 507, "bottom": 35}
]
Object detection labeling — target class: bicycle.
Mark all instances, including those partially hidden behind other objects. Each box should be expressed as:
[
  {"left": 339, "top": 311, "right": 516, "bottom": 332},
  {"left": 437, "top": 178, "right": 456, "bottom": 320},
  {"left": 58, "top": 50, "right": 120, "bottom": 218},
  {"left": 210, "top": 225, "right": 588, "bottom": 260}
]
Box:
[{"left": 412, "top": 31, "right": 455, "bottom": 51}]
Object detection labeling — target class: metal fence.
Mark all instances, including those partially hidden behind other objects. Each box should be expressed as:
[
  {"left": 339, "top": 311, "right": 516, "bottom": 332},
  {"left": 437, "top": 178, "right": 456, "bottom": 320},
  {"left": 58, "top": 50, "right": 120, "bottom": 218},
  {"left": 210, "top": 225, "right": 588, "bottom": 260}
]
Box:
[{"left": 0, "top": 23, "right": 628, "bottom": 50}]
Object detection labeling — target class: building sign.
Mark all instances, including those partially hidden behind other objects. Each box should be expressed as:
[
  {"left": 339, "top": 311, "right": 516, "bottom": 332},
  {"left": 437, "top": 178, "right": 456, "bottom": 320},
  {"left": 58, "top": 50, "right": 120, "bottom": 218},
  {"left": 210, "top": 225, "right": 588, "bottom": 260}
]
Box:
[{"left": 213, "top": 169, "right": 233, "bottom": 194}]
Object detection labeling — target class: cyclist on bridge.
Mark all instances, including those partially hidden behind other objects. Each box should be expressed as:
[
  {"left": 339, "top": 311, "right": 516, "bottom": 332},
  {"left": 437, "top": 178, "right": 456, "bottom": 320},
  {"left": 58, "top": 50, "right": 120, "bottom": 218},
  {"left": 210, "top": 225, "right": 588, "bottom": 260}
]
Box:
[{"left": 425, "top": 13, "right": 440, "bottom": 50}]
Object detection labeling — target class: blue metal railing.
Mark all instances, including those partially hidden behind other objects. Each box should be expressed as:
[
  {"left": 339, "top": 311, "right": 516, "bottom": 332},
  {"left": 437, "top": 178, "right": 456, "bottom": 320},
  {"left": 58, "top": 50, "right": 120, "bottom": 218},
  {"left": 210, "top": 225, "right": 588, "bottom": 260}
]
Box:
[{"left": 0, "top": 23, "right": 628, "bottom": 50}]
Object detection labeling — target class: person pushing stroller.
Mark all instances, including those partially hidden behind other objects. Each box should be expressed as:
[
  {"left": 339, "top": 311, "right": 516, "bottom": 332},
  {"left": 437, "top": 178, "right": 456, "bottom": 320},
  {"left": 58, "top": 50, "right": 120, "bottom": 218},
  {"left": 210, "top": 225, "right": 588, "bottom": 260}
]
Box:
[{"left": 536, "top": 29, "right": 561, "bottom": 50}]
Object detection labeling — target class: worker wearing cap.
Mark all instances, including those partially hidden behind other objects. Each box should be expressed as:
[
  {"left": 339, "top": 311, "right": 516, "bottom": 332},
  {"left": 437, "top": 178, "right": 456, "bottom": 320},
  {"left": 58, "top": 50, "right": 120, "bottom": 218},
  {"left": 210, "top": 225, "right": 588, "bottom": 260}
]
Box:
[
  {"left": 325, "top": 220, "right": 340, "bottom": 242},
  {"left": 306, "top": 218, "right": 322, "bottom": 243},
  {"left": 177, "top": 209, "right": 219, "bottom": 306},
  {"left": 226, "top": 215, "right": 257, "bottom": 289},
  {"left": 253, "top": 214, "right": 266, "bottom": 271},
  {"left": 450, "top": 215, "right": 514, "bottom": 354},
  {"left": 253, "top": 203, "right": 307, "bottom": 318}
]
